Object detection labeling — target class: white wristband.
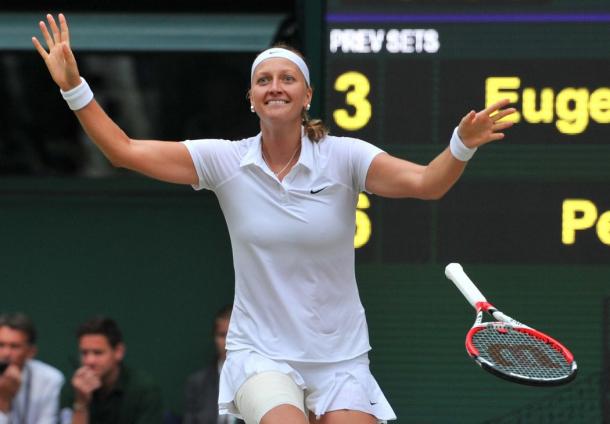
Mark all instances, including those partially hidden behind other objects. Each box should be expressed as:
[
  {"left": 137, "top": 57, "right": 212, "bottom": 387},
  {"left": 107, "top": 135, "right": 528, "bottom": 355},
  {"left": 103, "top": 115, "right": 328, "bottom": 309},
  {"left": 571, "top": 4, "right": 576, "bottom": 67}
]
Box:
[
  {"left": 60, "top": 77, "right": 94, "bottom": 111},
  {"left": 449, "top": 127, "right": 477, "bottom": 162}
]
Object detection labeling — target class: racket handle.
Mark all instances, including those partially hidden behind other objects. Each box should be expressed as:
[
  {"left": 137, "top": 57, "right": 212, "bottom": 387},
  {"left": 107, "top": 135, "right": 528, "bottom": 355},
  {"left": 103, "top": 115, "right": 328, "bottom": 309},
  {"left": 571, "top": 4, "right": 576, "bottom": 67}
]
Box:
[{"left": 445, "top": 263, "right": 487, "bottom": 308}]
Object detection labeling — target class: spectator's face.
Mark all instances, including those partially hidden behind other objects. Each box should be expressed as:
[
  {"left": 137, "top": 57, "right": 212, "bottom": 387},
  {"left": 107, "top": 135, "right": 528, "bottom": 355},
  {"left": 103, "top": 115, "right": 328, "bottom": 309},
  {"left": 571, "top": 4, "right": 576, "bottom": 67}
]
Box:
[
  {"left": 214, "top": 318, "right": 230, "bottom": 361},
  {"left": 79, "top": 334, "right": 124, "bottom": 380},
  {"left": 0, "top": 326, "right": 36, "bottom": 369}
]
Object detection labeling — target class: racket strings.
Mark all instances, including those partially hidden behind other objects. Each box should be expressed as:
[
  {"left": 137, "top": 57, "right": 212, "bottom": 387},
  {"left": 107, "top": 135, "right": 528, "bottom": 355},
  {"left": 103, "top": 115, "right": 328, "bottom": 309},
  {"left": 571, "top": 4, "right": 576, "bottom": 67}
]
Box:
[
  {"left": 471, "top": 325, "right": 573, "bottom": 381},
  {"left": 520, "top": 328, "right": 571, "bottom": 361}
]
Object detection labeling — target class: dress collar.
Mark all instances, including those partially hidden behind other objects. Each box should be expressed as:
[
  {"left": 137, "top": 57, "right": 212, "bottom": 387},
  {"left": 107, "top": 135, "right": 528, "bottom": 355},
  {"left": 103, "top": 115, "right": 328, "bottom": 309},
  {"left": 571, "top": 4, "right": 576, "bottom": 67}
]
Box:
[{"left": 240, "top": 127, "right": 314, "bottom": 173}]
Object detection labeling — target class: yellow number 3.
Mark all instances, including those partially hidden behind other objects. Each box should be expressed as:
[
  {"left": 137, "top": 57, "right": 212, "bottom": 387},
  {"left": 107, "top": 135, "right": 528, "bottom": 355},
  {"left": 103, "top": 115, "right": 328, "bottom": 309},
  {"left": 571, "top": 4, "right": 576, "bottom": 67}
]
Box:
[{"left": 333, "top": 71, "right": 372, "bottom": 131}]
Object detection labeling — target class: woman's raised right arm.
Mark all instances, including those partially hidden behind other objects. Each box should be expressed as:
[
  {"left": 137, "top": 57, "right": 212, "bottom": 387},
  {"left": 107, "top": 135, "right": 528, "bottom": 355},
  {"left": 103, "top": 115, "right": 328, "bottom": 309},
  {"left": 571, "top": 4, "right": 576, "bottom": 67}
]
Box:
[{"left": 32, "top": 13, "right": 198, "bottom": 185}]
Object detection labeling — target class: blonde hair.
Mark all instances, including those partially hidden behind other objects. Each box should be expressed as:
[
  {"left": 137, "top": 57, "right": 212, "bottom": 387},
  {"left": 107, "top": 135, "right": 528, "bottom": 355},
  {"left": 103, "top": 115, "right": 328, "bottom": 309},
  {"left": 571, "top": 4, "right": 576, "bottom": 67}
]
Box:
[{"left": 301, "top": 110, "right": 328, "bottom": 143}]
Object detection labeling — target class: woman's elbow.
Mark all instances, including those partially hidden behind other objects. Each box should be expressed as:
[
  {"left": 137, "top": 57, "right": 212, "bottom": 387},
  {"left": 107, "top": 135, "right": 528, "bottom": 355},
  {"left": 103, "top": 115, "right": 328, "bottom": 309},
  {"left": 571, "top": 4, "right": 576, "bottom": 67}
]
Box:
[
  {"left": 106, "top": 152, "right": 134, "bottom": 170},
  {"left": 105, "top": 139, "right": 137, "bottom": 169},
  {"left": 107, "top": 156, "right": 124, "bottom": 168},
  {"left": 421, "top": 192, "right": 444, "bottom": 201},
  {"left": 419, "top": 186, "right": 449, "bottom": 200},
  {"left": 418, "top": 176, "right": 459, "bottom": 200}
]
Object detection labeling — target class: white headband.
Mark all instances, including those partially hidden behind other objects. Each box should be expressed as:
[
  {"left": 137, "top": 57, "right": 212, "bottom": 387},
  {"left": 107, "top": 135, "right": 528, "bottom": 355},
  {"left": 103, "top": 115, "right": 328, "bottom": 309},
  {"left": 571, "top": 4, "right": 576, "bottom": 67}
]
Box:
[{"left": 250, "top": 48, "right": 310, "bottom": 86}]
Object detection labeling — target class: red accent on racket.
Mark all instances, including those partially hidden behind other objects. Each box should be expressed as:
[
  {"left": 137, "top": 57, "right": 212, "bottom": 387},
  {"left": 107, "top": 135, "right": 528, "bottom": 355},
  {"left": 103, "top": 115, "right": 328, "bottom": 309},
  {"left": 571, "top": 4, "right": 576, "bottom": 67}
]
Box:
[{"left": 445, "top": 263, "right": 577, "bottom": 386}]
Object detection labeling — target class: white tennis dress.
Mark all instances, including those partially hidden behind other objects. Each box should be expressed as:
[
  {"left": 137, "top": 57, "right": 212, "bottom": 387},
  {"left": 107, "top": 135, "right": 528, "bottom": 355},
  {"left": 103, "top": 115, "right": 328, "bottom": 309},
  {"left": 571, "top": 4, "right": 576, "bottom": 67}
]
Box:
[{"left": 182, "top": 130, "right": 396, "bottom": 421}]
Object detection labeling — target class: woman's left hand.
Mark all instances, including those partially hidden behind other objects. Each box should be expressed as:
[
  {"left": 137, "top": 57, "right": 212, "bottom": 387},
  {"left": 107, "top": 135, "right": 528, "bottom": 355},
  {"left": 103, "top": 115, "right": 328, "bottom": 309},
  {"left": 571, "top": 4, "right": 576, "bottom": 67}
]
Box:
[{"left": 457, "top": 98, "right": 517, "bottom": 148}]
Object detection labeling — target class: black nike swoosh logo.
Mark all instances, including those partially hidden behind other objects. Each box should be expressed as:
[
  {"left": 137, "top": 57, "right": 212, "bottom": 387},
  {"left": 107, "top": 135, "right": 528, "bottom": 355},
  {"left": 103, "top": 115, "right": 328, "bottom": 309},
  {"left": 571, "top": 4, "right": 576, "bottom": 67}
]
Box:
[{"left": 310, "top": 187, "right": 327, "bottom": 194}]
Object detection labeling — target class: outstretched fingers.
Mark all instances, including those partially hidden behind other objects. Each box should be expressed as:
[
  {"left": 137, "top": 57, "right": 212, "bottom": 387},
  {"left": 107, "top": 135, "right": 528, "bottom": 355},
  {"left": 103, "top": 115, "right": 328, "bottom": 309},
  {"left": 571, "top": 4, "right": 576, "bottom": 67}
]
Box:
[
  {"left": 493, "top": 120, "right": 514, "bottom": 132},
  {"left": 465, "top": 110, "right": 476, "bottom": 122},
  {"left": 487, "top": 117, "right": 515, "bottom": 141},
  {"left": 38, "top": 19, "right": 54, "bottom": 51},
  {"left": 489, "top": 105, "right": 517, "bottom": 135},
  {"left": 482, "top": 98, "right": 511, "bottom": 116},
  {"left": 31, "top": 36, "right": 48, "bottom": 59},
  {"left": 487, "top": 132, "right": 506, "bottom": 142},
  {"left": 491, "top": 107, "right": 517, "bottom": 122},
  {"left": 59, "top": 13, "right": 70, "bottom": 47},
  {"left": 457, "top": 99, "right": 517, "bottom": 148},
  {"left": 47, "top": 14, "right": 62, "bottom": 45},
  {"left": 36, "top": 14, "right": 69, "bottom": 53}
]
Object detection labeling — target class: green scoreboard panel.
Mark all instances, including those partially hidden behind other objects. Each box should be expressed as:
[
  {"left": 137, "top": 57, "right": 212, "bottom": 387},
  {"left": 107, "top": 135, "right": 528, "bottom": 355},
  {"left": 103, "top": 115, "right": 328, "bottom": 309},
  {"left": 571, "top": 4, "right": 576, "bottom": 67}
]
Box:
[{"left": 324, "top": 0, "right": 610, "bottom": 264}]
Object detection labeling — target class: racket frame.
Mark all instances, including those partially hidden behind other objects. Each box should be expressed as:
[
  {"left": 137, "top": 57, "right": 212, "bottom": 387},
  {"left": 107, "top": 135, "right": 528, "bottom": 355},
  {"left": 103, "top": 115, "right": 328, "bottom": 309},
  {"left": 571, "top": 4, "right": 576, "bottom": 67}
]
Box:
[
  {"left": 445, "top": 263, "right": 578, "bottom": 386},
  {"left": 466, "top": 301, "right": 577, "bottom": 386}
]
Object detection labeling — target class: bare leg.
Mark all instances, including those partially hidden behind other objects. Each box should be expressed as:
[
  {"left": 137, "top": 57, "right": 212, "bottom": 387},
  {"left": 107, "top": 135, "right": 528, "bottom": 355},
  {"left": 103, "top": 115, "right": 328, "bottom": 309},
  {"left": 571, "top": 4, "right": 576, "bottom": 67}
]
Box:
[
  {"left": 316, "top": 409, "right": 377, "bottom": 424},
  {"left": 260, "top": 404, "right": 308, "bottom": 424}
]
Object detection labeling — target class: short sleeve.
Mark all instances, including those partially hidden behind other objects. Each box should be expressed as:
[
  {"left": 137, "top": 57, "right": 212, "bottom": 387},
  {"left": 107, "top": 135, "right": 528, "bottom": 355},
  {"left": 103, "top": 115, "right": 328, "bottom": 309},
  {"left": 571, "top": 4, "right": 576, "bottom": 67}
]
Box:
[
  {"left": 181, "top": 139, "right": 240, "bottom": 191},
  {"left": 346, "top": 138, "right": 384, "bottom": 193}
]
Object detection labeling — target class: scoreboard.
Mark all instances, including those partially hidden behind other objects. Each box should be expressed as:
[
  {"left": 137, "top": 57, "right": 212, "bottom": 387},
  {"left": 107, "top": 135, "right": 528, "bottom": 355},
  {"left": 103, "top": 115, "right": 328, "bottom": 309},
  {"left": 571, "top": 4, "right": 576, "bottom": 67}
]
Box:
[{"left": 324, "top": 0, "right": 610, "bottom": 264}]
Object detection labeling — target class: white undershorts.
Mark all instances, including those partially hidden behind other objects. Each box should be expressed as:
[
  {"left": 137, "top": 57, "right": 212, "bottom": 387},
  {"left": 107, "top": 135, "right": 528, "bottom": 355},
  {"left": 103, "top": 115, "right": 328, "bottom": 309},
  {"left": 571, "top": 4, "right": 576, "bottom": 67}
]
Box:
[{"left": 218, "top": 349, "right": 397, "bottom": 423}]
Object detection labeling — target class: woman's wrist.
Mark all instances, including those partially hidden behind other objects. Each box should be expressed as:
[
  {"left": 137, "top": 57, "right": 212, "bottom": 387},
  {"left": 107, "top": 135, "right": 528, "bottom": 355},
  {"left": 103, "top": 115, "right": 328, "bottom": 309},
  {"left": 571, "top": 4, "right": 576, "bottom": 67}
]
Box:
[
  {"left": 60, "top": 77, "right": 94, "bottom": 111},
  {"left": 449, "top": 127, "right": 477, "bottom": 162}
]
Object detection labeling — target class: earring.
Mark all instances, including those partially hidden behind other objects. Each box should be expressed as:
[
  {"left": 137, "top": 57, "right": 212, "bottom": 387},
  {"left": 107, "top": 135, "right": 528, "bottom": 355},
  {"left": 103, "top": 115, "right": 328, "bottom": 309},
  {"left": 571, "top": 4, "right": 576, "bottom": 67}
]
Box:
[
  {"left": 250, "top": 105, "right": 255, "bottom": 113},
  {"left": 306, "top": 104, "right": 311, "bottom": 111}
]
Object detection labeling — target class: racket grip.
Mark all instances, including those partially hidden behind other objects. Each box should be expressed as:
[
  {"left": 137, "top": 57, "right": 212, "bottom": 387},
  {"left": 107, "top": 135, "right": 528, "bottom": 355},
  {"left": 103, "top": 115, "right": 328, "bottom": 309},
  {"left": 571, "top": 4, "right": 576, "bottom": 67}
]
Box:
[{"left": 445, "top": 263, "right": 487, "bottom": 308}]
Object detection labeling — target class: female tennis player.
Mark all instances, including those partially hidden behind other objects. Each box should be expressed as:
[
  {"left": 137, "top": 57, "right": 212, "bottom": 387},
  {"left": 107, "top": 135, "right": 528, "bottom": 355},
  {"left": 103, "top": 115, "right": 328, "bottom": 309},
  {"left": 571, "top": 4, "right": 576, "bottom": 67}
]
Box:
[{"left": 33, "top": 13, "right": 515, "bottom": 424}]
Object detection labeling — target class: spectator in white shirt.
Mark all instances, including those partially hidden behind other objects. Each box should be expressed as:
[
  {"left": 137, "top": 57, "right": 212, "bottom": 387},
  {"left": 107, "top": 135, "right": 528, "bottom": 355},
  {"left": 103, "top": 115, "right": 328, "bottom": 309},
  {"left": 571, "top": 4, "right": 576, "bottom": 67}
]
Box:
[{"left": 0, "top": 312, "right": 64, "bottom": 424}]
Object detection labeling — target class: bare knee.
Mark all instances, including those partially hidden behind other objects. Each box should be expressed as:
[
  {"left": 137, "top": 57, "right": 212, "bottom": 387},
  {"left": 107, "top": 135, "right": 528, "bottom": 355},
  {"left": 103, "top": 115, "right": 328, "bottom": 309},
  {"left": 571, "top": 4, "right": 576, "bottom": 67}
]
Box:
[
  {"left": 316, "top": 409, "right": 377, "bottom": 424},
  {"left": 261, "top": 404, "right": 308, "bottom": 424}
]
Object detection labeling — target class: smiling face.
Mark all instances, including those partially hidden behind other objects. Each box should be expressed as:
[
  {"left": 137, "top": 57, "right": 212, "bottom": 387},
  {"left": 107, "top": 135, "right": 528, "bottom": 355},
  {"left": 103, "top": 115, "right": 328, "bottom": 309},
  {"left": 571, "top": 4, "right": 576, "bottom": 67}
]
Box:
[{"left": 250, "top": 57, "right": 312, "bottom": 126}]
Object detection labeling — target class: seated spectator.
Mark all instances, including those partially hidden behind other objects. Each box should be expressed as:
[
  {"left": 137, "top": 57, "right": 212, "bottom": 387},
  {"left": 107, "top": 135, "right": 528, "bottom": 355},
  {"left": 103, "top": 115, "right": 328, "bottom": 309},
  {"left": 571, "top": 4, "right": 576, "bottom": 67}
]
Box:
[
  {"left": 184, "top": 305, "right": 243, "bottom": 424},
  {"left": 0, "top": 312, "right": 64, "bottom": 424},
  {"left": 60, "top": 316, "right": 162, "bottom": 424}
]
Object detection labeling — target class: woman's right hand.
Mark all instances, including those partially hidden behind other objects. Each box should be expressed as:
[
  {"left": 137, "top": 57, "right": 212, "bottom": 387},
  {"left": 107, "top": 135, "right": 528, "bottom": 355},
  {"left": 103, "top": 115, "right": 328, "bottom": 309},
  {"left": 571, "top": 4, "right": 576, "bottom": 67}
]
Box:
[
  {"left": 32, "top": 13, "right": 82, "bottom": 91},
  {"left": 31, "top": 13, "right": 198, "bottom": 186}
]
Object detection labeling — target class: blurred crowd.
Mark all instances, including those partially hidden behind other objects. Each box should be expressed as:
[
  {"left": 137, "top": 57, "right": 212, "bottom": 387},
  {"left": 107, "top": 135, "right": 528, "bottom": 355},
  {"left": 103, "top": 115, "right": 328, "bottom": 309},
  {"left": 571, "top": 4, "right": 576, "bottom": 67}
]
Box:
[{"left": 0, "top": 307, "right": 236, "bottom": 424}]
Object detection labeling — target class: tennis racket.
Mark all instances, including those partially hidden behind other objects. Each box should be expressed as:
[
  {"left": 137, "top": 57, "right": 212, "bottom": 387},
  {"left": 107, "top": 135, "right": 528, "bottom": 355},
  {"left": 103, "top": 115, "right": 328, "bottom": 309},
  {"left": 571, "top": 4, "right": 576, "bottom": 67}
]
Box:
[{"left": 445, "top": 263, "right": 577, "bottom": 386}]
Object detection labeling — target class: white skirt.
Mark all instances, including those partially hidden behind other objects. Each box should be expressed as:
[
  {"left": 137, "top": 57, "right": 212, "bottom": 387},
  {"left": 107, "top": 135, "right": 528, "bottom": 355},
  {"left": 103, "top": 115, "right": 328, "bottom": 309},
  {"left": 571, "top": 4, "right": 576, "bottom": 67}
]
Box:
[{"left": 219, "top": 349, "right": 396, "bottom": 422}]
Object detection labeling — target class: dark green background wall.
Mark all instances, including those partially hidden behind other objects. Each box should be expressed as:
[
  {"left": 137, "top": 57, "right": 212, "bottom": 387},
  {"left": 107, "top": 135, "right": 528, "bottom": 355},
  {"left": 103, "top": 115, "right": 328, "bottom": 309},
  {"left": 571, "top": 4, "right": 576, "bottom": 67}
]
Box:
[
  {"left": 1, "top": 176, "right": 608, "bottom": 422},
  {"left": 0, "top": 177, "right": 236, "bottom": 416}
]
